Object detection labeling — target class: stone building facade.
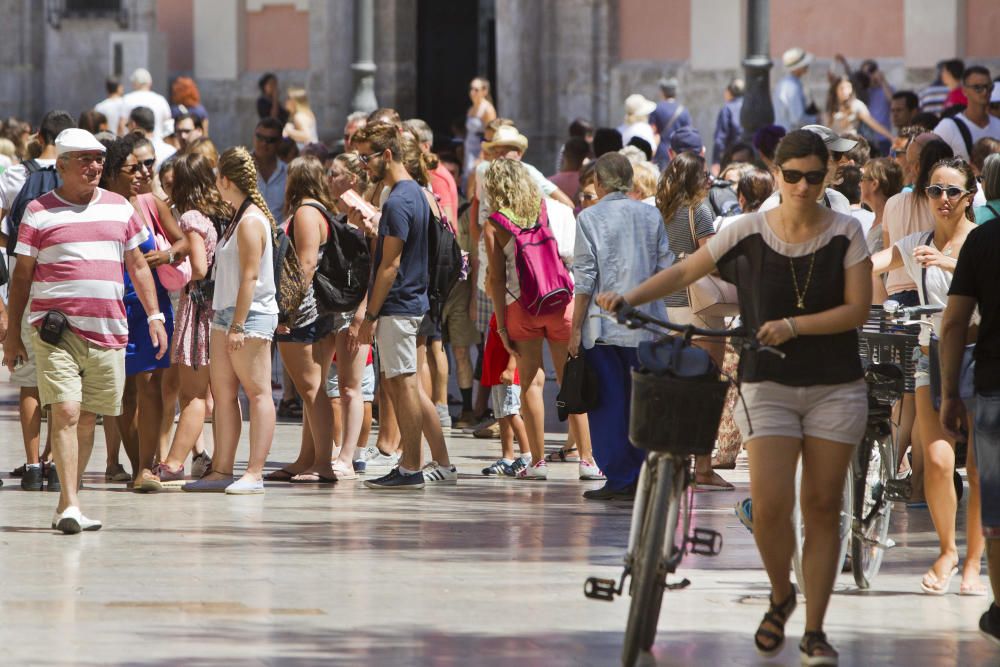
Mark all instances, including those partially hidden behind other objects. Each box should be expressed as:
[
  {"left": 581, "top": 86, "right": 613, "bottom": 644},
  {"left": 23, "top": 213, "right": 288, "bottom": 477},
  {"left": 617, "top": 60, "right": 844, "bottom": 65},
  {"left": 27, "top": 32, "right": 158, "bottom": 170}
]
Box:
[{"left": 1, "top": 0, "right": 998, "bottom": 172}]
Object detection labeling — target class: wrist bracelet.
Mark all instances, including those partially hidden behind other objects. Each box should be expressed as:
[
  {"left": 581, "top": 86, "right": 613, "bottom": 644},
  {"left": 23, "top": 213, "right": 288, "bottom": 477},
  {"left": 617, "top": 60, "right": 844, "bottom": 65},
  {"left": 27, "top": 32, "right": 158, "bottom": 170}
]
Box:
[
  {"left": 229, "top": 322, "right": 246, "bottom": 334},
  {"left": 783, "top": 317, "right": 798, "bottom": 338},
  {"left": 147, "top": 312, "right": 165, "bottom": 324},
  {"left": 496, "top": 327, "right": 507, "bottom": 335}
]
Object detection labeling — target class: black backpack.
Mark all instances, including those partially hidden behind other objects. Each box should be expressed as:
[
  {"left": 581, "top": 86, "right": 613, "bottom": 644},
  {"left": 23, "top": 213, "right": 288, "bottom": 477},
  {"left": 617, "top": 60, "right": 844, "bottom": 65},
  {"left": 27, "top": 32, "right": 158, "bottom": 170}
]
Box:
[
  {"left": 707, "top": 179, "right": 741, "bottom": 219},
  {"left": 296, "top": 202, "right": 371, "bottom": 314},
  {"left": 426, "top": 200, "right": 463, "bottom": 324},
  {"left": 7, "top": 160, "right": 61, "bottom": 257}
]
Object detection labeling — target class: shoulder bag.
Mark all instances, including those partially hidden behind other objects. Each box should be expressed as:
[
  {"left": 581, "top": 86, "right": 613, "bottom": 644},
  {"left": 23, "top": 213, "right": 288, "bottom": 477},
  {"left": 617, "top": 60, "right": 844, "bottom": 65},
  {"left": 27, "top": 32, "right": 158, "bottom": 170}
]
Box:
[{"left": 684, "top": 206, "right": 739, "bottom": 317}]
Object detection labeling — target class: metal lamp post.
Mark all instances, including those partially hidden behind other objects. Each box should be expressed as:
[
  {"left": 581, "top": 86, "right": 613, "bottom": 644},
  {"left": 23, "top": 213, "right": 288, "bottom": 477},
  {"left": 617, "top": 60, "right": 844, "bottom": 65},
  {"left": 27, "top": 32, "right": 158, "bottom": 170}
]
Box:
[
  {"left": 350, "top": 0, "right": 378, "bottom": 114},
  {"left": 740, "top": 0, "right": 773, "bottom": 140}
]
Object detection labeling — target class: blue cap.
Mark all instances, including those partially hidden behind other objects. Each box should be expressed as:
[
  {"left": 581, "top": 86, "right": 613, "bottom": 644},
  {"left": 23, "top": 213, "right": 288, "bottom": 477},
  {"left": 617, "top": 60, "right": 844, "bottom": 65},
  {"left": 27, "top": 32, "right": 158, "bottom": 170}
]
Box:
[{"left": 670, "top": 126, "right": 703, "bottom": 155}]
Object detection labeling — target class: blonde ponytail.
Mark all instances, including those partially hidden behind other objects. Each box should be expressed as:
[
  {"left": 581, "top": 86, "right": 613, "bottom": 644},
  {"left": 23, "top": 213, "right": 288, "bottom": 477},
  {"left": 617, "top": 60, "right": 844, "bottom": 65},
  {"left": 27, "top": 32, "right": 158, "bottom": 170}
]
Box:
[{"left": 219, "top": 146, "right": 278, "bottom": 229}]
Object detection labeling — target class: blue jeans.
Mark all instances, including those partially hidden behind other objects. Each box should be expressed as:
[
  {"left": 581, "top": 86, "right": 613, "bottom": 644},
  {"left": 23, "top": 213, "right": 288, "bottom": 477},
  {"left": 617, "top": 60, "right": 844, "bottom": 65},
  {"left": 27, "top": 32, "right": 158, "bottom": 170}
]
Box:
[
  {"left": 974, "top": 390, "right": 1000, "bottom": 539},
  {"left": 585, "top": 344, "right": 646, "bottom": 490}
]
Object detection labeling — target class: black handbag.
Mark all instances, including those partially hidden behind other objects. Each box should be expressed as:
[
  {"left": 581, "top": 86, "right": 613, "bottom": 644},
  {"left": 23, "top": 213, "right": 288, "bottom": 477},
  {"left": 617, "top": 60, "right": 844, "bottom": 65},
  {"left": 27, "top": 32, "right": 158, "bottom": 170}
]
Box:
[{"left": 556, "top": 352, "right": 599, "bottom": 421}]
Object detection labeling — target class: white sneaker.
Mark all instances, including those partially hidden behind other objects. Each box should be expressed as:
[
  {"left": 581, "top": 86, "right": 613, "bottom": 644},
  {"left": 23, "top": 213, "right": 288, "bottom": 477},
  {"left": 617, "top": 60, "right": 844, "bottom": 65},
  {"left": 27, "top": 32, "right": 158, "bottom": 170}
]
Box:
[
  {"left": 517, "top": 460, "right": 548, "bottom": 480},
  {"left": 359, "top": 446, "right": 400, "bottom": 474},
  {"left": 422, "top": 461, "right": 458, "bottom": 485},
  {"left": 52, "top": 506, "right": 102, "bottom": 534},
  {"left": 225, "top": 477, "right": 265, "bottom": 495},
  {"left": 579, "top": 460, "right": 606, "bottom": 481},
  {"left": 435, "top": 404, "right": 451, "bottom": 432}
]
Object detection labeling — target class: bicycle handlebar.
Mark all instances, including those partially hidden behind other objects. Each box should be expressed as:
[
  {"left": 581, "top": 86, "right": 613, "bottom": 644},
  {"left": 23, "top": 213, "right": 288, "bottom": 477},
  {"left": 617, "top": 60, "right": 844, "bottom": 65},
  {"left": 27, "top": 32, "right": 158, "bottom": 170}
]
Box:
[{"left": 882, "top": 302, "right": 943, "bottom": 321}]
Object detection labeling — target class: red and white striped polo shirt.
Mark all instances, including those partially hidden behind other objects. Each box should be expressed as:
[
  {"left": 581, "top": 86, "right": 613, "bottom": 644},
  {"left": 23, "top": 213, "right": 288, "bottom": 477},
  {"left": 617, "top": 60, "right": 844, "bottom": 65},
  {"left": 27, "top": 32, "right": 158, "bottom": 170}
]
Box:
[{"left": 14, "top": 188, "right": 149, "bottom": 349}]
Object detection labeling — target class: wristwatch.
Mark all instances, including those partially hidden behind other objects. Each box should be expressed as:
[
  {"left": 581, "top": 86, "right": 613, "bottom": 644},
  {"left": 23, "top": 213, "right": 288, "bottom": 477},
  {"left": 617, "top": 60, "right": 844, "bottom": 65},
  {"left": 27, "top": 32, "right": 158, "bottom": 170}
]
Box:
[
  {"left": 166, "top": 250, "right": 176, "bottom": 265},
  {"left": 147, "top": 312, "right": 165, "bottom": 324},
  {"left": 364, "top": 312, "right": 378, "bottom": 323},
  {"left": 229, "top": 322, "right": 247, "bottom": 334}
]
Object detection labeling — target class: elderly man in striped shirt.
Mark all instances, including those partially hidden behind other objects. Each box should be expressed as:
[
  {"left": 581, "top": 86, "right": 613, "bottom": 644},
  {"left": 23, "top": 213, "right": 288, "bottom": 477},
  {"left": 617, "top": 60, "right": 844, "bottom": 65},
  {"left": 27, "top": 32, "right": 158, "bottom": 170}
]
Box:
[{"left": 2, "top": 129, "right": 167, "bottom": 534}]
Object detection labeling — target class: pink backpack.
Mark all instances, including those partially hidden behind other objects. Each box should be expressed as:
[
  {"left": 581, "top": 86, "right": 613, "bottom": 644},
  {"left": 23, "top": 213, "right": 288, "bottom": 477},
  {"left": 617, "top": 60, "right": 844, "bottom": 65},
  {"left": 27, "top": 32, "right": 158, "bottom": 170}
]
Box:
[{"left": 489, "top": 200, "right": 573, "bottom": 316}]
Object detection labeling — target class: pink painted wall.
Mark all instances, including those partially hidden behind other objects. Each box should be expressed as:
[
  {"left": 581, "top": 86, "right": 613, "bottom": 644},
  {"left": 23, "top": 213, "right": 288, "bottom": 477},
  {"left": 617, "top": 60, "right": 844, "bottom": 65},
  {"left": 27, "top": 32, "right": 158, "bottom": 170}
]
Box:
[
  {"left": 770, "top": 0, "right": 904, "bottom": 60},
  {"left": 157, "top": 0, "right": 193, "bottom": 73},
  {"left": 966, "top": 0, "right": 1000, "bottom": 58},
  {"left": 245, "top": 5, "right": 310, "bottom": 72},
  {"left": 619, "top": 0, "right": 690, "bottom": 61}
]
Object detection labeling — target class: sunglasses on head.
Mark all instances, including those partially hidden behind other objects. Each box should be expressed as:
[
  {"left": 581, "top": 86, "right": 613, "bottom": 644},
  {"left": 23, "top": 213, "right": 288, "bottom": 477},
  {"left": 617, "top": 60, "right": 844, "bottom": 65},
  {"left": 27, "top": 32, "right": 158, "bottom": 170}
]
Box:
[
  {"left": 780, "top": 169, "right": 826, "bottom": 185},
  {"left": 925, "top": 184, "right": 971, "bottom": 200},
  {"left": 122, "top": 158, "right": 155, "bottom": 174},
  {"left": 255, "top": 133, "right": 280, "bottom": 144}
]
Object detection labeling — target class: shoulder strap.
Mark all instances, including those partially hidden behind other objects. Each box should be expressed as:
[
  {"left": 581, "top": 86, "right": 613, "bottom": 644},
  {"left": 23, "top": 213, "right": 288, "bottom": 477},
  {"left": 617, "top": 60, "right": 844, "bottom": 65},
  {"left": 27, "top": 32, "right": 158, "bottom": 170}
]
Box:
[
  {"left": 920, "top": 230, "right": 934, "bottom": 305},
  {"left": 665, "top": 105, "right": 685, "bottom": 134},
  {"left": 951, "top": 117, "right": 974, "bottom": 157},
  {"left": 986, "top": 203, "right": 1000, "bottom": 221},
  {"left": 23, "top": 159, "right": 41, "bottom": 174},
  {"left": 687, "top": 205, "right": 697, "bottom": 251},
  {"left": 221, "top": 198, "right": 253, "bottom": 244}
]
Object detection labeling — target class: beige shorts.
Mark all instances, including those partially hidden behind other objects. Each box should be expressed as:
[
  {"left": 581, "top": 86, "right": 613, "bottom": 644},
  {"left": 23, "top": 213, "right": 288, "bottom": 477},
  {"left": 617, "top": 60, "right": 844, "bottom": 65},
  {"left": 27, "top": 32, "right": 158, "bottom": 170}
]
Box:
[
  {"left": 376, "top": 315, "right": 421, "bottom": 379},
  {"left": 442, "top": 280, "right": 480, "bottom": 347},
  {"left": 734, "top": 379, "right": 867, "bottom": 446},
  {"left": 9, "top": 300, "right": 38, "bottom": 388},
  {"left": 32, "top": 328, "right": 126, "bottom": 416}
]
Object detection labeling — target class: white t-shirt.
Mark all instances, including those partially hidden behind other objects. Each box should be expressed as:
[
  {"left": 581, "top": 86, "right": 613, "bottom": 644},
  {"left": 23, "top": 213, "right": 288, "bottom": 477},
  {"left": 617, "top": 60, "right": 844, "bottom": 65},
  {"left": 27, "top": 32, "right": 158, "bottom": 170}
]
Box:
[
  {"left": 851, "top": 207, "right": 876, "bottom": 239},
  {"left": 617, "top": 121, "right": 656, "bottom": 149},
  {"left": 121, "top": 89, "right": 173, "bottom": 140},
  {"left": 896, "top": 230, "right": 979, "bottom": 345},
  {"left": 933, "top": 113, "right": 1000, "bottom": 161},
  {"left": 94, "top": 96, "right": 126, "bottom": 135}
]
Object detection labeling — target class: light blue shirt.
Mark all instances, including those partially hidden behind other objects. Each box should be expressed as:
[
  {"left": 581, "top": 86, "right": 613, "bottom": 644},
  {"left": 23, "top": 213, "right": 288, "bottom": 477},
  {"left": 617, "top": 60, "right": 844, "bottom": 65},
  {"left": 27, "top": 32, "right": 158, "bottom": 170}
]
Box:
[
  {"left": 773, "top": 75, "right": 815, "bottom": 131},
  {"left": 574, "top": 192, "right": 674, "bottom": 349},
  {"left": 257, "top": 159, "right": 288, "bottom": 223}
]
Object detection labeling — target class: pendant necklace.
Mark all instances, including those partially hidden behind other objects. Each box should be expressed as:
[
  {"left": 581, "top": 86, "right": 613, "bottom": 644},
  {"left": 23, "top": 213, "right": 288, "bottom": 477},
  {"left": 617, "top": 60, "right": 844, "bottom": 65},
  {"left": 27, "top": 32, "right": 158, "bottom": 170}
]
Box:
[{"left": 781, "top": 211, "right": 817, "bottom": 310}]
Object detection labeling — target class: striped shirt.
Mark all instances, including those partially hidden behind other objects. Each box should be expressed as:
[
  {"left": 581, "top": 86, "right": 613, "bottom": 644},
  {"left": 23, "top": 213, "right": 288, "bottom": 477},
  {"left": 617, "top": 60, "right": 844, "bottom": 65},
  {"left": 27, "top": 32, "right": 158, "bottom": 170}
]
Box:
[{"left": 14, "top": 188, "right": 149, "bottom": 349}]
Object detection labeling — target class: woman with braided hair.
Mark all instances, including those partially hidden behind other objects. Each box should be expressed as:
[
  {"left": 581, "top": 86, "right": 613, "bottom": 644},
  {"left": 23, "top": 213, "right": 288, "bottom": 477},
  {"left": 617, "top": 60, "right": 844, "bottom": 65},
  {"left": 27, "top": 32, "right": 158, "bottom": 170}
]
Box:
[{"left": 183, "top": 147, "right": 278, "bottom": 494}]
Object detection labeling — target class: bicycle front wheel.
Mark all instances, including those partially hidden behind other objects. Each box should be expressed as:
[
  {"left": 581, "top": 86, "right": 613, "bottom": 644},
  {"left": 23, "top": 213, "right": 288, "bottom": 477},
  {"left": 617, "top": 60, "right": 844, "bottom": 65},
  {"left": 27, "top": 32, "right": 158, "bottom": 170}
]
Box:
[
  {"left": 622, "top": 456, "right": 675, "bottom": 667},
  {"left": 852, "top": 436, "right": 892, "bottom": 588},
  {"left": 793, "top": 462, "right": 853, "bottom": 596}
]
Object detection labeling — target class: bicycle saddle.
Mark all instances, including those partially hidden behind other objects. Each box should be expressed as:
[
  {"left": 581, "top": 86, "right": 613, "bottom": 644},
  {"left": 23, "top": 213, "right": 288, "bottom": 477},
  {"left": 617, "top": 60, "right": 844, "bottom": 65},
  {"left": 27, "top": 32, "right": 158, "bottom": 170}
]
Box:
[{"left": 637, "top": 337, "right": 715, "bottom": 378}]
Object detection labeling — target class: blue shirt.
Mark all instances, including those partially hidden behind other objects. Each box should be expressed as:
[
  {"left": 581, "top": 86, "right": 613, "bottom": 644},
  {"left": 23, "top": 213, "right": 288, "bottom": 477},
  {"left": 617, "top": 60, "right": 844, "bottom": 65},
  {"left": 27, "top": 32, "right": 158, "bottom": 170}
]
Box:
[
  {"left": 257, "top": 159, "right": 287, "bottom": 224},
  {"left": 374, "top": 179, "right": 430, "bottom": 317},
  {"left": 574, "top": 193, "right": 674, "bottom": 349},
  {"left": 649, "top": 100, "right": 693, "bottom": 167},
  {"left": 713, "top": 97, "right": 744, "bottom": 165},
  {"left": 773, "top": 75, "right": 815, "bottom": 131}
]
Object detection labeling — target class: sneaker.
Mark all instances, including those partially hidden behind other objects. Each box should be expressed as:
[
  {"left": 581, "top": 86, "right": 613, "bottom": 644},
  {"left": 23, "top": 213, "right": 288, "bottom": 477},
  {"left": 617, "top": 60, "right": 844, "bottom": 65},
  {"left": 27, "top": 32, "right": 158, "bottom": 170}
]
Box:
[
  {"left": 735, "top": 497, "right": 754, "bottom": 534},
  {"left": 52, "top": 506, "right": 102, "bottom": 534},
  {"left": 583, "top": 483, "right": 636, "bottom": 501},
  {"left": 11, "top": 464, "right": 26, "bottom": 477},
  {"left": 191, "top": 452, "right": 212, "bottom": 479},
  {"left": 183, "top": 476, "right": 234, "bottom": 493},
  {"left": 516, "top": 459, "right": 548, "bottom": 480},
  {"left": 155, "top": 463, "right": 186, "bottom": 487},
  {"left": 364, "top": 467, "right": 425, "bottom": 490},
  {"left": 482, "top": 459, "right": 514, "bottom": 476},
  {"left": 981, "top": 604, "right": 1000, "bottom": 647},
  {"left": 353, "top": 459, "right": 367, "bottom": 474},
  {"left": 579, "top": 460, "right": 606, "bottom": 481},
  {"left": 511, "top": 457, "right": 529, "bottom": 477},
  {"left": 45, "top": 463, "right": 61, "bottom": 492},
  {"left": 422, "top": 462, "right": 458, "bottom": 485},
  {"left": 464, "top": 413, "right": 496, "bottom": 434},
  {"left": 473, "top": 422, "right": 501, "bottom": 439},
  {"left": 435, "top": 404, "right": 451, "bottom": 432},
  {"left": 452, "top": 410, "right": 478, "bottom": 429},
  {"left": 225, "top": 477, "right": 265, "bottom": 495},
  {"left": 21, "top": 463, "right": 44, "bottom": 491},
  {"left": 358, "top": 445, "right": 400, "bottom": 474}
]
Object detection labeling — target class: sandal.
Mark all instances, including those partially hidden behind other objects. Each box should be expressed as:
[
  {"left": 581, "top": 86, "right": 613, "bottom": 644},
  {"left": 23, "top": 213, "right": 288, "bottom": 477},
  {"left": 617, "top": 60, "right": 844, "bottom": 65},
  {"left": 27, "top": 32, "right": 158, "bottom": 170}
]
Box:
[
  {"left": 105, "top": 464, "right": 132, "bottom": 482},
  {"left": 799, "top": 630, "right": 838, "bottom": 666},
  {"left": 754, "top": 587, "right": 797, "bottom": 657},
  {"left": 544, "top": 447, "right": 579, "bottom": 463},
  {"left": 263, "top": 468, "right": 298, "bottom": 482},
  {"left": 289, "top": 472, "right": 338, "bottom": 485}
]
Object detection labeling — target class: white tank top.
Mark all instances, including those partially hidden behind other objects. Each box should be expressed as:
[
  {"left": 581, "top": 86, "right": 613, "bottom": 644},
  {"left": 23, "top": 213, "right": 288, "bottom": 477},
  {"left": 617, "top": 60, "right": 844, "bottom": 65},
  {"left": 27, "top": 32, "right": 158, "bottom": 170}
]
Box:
[{"left": 212, "top": 212, "right": 278, "bottom": 314}]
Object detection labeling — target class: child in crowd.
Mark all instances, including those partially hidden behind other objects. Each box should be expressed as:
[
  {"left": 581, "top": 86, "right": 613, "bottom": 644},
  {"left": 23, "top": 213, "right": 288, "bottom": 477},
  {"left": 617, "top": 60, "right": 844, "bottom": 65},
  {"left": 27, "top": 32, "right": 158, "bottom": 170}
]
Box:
[
  {"left": 327, "top": 350, "right": 376, "bottom": 472},
  {"left": 481, "top": 313, "right": 531, "bottom": 476}
]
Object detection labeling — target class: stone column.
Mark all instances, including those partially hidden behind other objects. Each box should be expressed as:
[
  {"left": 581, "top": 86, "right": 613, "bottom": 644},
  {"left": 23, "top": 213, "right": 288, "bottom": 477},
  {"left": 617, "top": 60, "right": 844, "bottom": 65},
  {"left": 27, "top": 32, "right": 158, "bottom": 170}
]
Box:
[
  {"left": 350, "top": 0, "right": 377, "bottom": 114},
  {"left": 740, "top": 0, "right": 773, "bottom": 140},
  {"left": 192, "top": 0, "right": 243, "bottom": 81},
  {"left": 690, "top": 0, "right": 742, "bottom": 71},
  {"left": 903, "top": 0, "right": 965, "bottom": 68}
]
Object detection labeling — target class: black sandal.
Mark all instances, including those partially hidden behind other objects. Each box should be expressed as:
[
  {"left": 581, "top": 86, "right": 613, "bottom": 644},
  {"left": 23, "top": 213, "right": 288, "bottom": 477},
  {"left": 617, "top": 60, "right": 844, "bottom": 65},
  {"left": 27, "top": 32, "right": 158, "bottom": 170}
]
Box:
[
  {"left": 754, "top": 587, "right": 797, "bottom": 657},
  {"left": 799, "top": 630, "right": 838, "bottom": 665}
]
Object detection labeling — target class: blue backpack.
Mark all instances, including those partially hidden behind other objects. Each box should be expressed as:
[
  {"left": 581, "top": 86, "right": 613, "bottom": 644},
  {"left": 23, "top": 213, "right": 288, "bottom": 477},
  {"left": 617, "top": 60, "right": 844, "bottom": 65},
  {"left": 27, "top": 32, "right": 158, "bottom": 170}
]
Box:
[{"left": 7, "top": 160, "right": 61, "bottom": 257}]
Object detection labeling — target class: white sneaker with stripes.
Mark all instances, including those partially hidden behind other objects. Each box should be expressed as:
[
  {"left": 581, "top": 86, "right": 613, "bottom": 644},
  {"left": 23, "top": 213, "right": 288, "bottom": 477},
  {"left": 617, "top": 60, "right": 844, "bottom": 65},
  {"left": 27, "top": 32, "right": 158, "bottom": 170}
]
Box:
[{"left": 421, "top": 462, "right": 459, "bottom": 485}]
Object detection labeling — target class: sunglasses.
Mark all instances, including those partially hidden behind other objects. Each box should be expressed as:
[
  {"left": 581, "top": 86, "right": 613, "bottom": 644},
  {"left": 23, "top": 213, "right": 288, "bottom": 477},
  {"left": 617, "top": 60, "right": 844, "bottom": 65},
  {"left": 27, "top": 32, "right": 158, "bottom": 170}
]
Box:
[
  {"left": 359, "top": 151, "right": 381, "bottom": 165},
  {"left": 122, "top": 158, "right": 155, "bottom": 174},
  {"left": 925, "top": 184, "right": 971, "bottom": 200},
  {"left": 966, "top": 83, "right": 991, "bottom": 94},
  {"left": 780, "top": 169, "right": 826, "bottom": 185},
  {"left": 70, "top": 155, "right": 105, "bottom": 166},
  {"left": 255, "top": 133, "right": 280, "bottom": 144}
]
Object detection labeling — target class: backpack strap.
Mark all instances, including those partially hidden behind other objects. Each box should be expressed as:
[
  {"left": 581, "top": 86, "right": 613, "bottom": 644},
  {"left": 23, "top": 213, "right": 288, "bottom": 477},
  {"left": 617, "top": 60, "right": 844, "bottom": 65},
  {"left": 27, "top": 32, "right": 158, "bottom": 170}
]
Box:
[
  {"left": 295, "top": 201, "right": 334, "bottom": 239},
  {"left": 664, "top": 104, "right": 686, "bottom": 135},
  {"left": 951, "top": 116, "right": 974, "bottom": 157},
  {"left": 23, "top": 159, "right": 41, "bottom": 174},
  {"left": 920, "top": 230, "right": 934, "bottom": 306},
  {"left": 987, "top": 203, "right": 1000, "bottom": 222}
]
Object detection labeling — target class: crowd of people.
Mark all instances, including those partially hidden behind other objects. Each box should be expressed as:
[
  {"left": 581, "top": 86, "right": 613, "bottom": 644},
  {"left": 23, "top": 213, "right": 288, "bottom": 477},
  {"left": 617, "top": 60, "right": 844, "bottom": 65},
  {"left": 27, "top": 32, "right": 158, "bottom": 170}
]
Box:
[{"left": 1, "top": 51, "right": 1000, "bottom": 664}]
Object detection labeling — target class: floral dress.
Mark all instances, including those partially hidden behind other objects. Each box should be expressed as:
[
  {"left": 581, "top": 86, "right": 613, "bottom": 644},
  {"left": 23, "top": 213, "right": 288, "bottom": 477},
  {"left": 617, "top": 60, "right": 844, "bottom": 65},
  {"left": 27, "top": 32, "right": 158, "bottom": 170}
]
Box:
[{"left": 171, "top": 210, "right": 218, "bottom": 368}]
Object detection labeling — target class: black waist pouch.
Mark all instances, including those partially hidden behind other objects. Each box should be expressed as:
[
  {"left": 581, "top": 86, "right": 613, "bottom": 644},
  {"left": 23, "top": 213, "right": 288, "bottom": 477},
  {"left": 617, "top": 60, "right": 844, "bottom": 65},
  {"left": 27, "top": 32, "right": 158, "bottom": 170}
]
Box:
[{"left": 39, "top": 311, "right": 68, "bottom": 345}]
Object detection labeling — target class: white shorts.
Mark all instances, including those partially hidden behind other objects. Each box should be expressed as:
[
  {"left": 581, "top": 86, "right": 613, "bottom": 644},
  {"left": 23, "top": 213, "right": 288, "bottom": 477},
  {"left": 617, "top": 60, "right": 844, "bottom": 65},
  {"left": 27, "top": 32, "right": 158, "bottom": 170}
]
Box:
[
  {"left": 375, "top": 315, "right": 421, "bottom": 379},
  {"left": 9, "top": 299, "right": 37, "bottom": 388},
  {"left": 734, "top": 379, "right": 867, "bottom": 446}
]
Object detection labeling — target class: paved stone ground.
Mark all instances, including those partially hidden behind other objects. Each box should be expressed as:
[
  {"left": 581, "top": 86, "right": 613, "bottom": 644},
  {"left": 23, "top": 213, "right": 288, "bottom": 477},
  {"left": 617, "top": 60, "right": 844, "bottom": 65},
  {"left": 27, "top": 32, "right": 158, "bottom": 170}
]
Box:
[{"left": 0, "top": 374, "right": 996, "bottom": 666}]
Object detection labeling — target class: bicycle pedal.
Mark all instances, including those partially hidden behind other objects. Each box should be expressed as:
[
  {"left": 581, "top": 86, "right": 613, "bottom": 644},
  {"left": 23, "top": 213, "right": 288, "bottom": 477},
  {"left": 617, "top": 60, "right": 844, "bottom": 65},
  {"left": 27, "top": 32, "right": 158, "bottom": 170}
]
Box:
[
  {"left": 584, "top": 576, "right": 619, "bottom": 601},
  {"left": 885, "top": 479, "right": 911, "bottom": 502},
  {"left": 665, "top": 577, "right": 691, "bottom": 591},
  {"left": 687, "top": 528, "right": 723, "bottom": 556}
]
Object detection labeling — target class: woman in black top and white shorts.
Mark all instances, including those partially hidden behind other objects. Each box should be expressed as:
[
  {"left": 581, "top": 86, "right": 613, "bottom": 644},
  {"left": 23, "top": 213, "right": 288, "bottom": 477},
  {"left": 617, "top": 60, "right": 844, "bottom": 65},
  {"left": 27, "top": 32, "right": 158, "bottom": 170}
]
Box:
[{"left": 598, "top": 130, "right": 872, "bottom": 666}]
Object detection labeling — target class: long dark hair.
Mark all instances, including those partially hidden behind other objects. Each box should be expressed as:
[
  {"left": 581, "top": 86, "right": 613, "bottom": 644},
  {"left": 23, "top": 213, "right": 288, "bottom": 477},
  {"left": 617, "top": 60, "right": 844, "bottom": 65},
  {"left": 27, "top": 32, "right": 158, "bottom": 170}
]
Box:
[
  {"left": 171, "top": 152, "right": 232, "bottom": 228},
  {"left": 284, "top": 156, "right": 336, "bottom": 217},
  {"left": 98, "top": 134, "right": 137, "bottom": 191},
  {"left": 656, "top": 151, "right": 709, "bottom": 222},
  {"left": 914, "top": 139, "right": 954, "bottom": 197},
  {"left": 737, "top": 169, "right": 775, "bottom": 212}
]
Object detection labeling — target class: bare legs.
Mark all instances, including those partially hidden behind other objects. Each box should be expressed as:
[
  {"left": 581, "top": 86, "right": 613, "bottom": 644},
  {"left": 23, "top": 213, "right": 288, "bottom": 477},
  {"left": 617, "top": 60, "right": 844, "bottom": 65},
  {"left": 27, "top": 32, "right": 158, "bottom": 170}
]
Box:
[
  {"left": 381, "top": 371, "right": 424, "bottom": 471},
  {"left": 49, "top": 401, "right": 96, "bottom": 513},
  {"left": 162, "top": 363, "right": 210, "bottom": 471},
  {"left": 279, "top": 335, "right": 336, "bottom": 479},
  {"left": 332, "top": 331, "right": 370, "bottom": 471}
]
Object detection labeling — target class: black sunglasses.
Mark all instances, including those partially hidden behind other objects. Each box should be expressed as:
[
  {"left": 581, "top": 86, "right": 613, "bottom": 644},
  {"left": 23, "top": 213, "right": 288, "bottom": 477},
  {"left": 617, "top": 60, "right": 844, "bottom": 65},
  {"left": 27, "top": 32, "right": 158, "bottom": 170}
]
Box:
[
  {"left": 122, "top": 158, "right": 155, "bottom": 174},
  {"left": 781, "top": 169, "right": 826, "bottom": 185},
  {"left": 359, "top": 151, "right": 381, "bottom": 165},
  {"left": 255, "top": 133, "right": 280, "bottom": 144},
  {"left": 925, "top": 184, "right": 971, "bottom": 200}
]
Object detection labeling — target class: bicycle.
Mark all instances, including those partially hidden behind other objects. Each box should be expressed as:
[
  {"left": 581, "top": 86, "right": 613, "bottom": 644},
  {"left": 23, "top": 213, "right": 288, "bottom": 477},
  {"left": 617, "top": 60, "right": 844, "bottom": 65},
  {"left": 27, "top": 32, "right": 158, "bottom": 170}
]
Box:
[{"left": 582, "top": 307, "right": 783, "bottom": 667}]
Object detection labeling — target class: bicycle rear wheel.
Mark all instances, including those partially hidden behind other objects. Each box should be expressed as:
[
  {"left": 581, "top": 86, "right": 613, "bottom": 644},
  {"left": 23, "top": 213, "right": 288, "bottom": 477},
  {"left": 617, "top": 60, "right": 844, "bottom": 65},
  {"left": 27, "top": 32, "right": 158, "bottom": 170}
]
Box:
[
  {"left": 852, "top": 436, "right": 893, "bottom": 588},
  {"left": 622, "top": 456, "right": 675, "bottom": 667},
  {"left": 793, "top": 463, "right": 853, "bottom": 596}
]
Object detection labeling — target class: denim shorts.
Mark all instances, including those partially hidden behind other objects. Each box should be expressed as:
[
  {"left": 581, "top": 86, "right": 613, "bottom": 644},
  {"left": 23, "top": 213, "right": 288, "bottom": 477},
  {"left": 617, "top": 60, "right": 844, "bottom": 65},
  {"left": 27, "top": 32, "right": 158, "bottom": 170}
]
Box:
[
  {"left": 274, "top": 314, "right": 336, "bottom": 344},
  {"left": 326, "top": 360, "right": 376, "bottom": 401},
  {"left": 913, "top": 347, "right": 931, "bottom": 390},
  {"left": 490, "top": 382, "right": 521, "bottom": 419},
  {"left": 211, "top": 307, "right": 278, "bottom": 341},
  {"left": 974, "top": 390, "right": 1000, "bottom": 538}
]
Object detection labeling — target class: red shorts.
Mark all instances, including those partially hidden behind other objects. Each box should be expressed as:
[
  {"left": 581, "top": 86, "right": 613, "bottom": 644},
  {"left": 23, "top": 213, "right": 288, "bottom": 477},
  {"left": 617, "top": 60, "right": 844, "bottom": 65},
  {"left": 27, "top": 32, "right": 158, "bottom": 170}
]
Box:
[
  {"left": 505, "top": 299, "right": 573, "bottom": 343},
  {"left": 482, "top": 314, "right": 519, "bottom": 387}
]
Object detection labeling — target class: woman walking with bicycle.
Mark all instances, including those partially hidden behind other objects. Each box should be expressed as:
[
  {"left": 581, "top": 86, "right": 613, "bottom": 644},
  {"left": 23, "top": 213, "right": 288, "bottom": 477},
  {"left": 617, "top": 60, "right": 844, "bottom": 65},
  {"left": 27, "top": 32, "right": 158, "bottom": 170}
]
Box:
[
  {"left": 871, "top": 157, "right": 986, "bottom": 596},
  {"left": 598, "top": 129, "right": 872, "bottom": 665}
]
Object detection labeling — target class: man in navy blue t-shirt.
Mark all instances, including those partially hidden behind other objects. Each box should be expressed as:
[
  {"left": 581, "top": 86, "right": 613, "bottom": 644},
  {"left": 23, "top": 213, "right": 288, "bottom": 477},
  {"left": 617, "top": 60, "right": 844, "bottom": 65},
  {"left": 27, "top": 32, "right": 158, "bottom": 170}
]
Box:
[{"left": 352, "top": 122, "right": 449, "bottom": 490}]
